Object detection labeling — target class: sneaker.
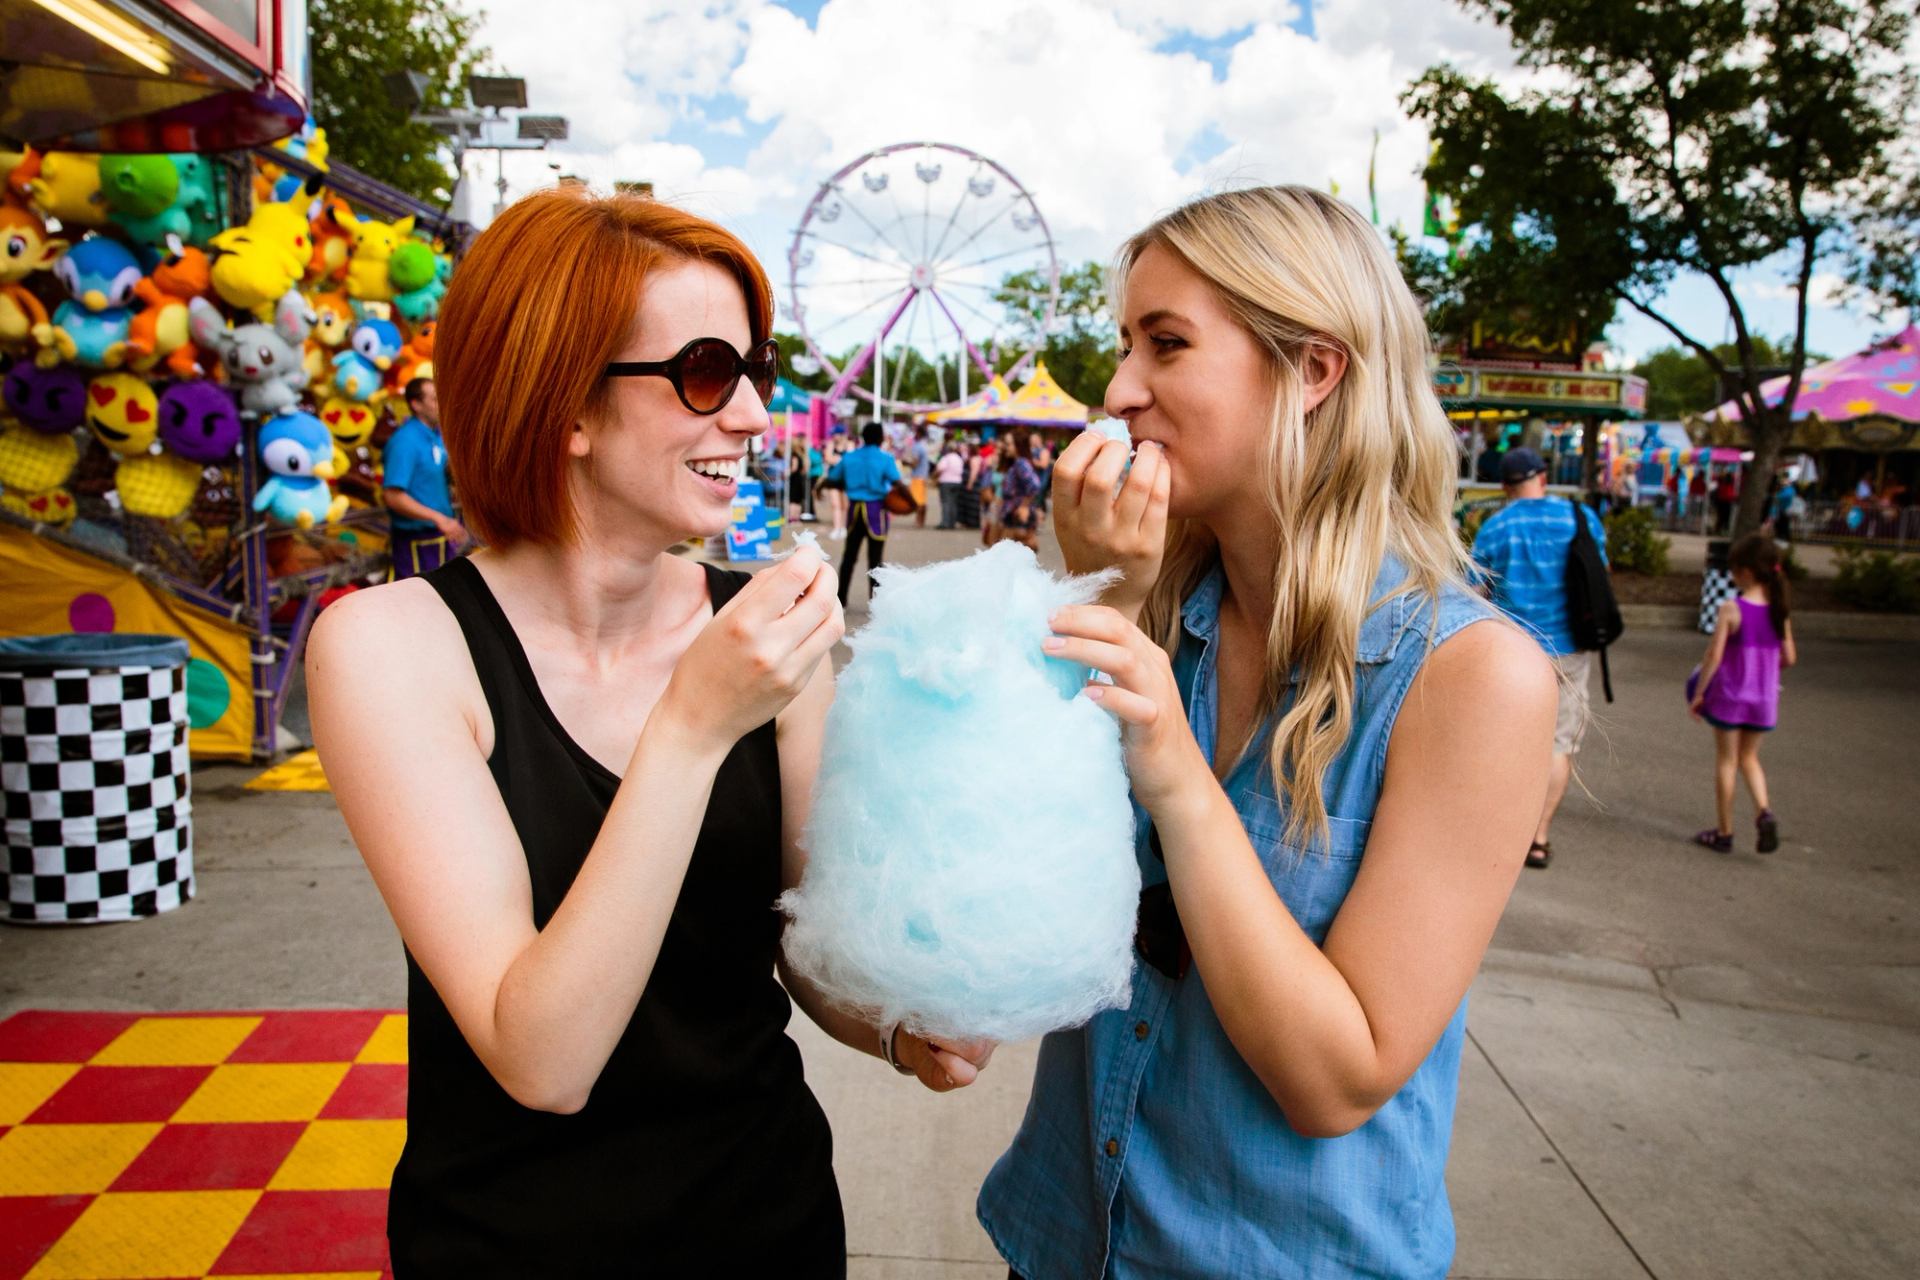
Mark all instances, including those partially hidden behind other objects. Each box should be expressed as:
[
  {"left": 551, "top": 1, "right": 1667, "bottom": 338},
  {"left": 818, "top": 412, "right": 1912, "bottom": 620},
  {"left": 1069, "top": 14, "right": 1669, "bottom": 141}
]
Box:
[
  {"left": 1694, "top": 828, "right": 1734, "bottom": 854},
  {"left": 1756, "top": 810, "right": 1779, "bottom": 854},
  {"left": 830, "top": 528, "right": 846, "bottom": 540}
]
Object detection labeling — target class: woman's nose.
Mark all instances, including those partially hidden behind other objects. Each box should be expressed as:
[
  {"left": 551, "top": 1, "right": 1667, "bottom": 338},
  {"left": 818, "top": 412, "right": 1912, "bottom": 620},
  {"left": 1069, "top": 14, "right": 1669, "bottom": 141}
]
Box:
[
  {"left": 717, "top": 377, "right": 772, "bottom": 436},
  {"left": 1104, "top": 351, "right": 1148, "bottom": 420}
]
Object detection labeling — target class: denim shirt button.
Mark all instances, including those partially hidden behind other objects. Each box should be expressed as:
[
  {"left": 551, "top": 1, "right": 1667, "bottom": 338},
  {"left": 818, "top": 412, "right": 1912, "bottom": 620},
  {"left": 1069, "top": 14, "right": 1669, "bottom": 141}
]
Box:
[
  {"left": 1134, "top": 1021, "right": 1149, "bottom": 1040},
  {"left": 1104, "top": 1138, "right": 1119, "bottom": 1157}
]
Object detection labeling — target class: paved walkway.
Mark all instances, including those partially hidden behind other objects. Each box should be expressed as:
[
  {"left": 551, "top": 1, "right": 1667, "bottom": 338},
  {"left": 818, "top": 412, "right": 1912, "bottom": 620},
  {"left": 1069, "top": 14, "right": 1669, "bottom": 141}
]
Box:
[{"left": 5, "top": 526, "right": 1915, "bottom": 1278}]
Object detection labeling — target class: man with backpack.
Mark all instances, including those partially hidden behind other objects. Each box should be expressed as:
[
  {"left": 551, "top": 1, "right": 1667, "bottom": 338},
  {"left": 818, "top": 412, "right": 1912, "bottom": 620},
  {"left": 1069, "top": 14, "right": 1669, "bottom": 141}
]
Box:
[{"left": 1471, "top": 448, "right": 1621, "bottom": 869}]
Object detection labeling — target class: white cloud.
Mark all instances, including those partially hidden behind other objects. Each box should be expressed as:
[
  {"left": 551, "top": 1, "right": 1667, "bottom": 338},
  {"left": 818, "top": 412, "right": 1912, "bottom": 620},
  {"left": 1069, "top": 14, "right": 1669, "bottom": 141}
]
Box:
[
  {"left": 1105, "top": 0, "right": 1301, "bottom": 42},
  {"left": 462, "top": 0, "right": 1891, "bottom": 373}
]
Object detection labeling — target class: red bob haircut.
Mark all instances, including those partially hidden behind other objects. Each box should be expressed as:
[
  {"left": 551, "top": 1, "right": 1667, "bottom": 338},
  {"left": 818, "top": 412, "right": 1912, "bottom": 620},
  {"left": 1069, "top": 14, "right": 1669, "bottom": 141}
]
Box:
[{"left": 435, "top": 186, "right": 774, "bottom": 547}]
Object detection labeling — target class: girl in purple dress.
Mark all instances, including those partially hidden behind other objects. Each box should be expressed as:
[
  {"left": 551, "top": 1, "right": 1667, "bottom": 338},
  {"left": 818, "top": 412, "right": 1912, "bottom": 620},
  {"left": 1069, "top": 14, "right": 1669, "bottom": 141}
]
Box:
[{"left": 1690, "top": 534, "right": 1798, "bottom": 853}]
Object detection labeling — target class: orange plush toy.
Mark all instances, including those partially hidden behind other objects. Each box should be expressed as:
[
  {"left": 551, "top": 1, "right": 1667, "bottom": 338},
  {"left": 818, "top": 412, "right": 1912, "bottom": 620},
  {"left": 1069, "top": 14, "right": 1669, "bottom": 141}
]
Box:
[
  {"left": 125, "top": 240, "right": 212, "bottom": 376},
  {"left": 390, "top": 319, "right": 435, "bottom": 389},
  {"left": 307, "top": 197, "right": 354, "bottom": 287},
  {"left": 1, "top": 194, "right": 68, "bottom": 355},
  {"left": 303, "top": 289, "right": 353, "bottom": 385}
]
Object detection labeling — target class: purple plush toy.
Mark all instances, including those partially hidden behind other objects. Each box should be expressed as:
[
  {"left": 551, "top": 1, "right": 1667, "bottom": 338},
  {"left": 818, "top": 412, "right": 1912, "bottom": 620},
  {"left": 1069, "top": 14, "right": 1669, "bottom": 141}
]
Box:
[
  {"left": 3, "top": 359, "right": 87, "bottom": 434},
  {"left": 157, "top": 380, "right": 242, "bottom": 463}
]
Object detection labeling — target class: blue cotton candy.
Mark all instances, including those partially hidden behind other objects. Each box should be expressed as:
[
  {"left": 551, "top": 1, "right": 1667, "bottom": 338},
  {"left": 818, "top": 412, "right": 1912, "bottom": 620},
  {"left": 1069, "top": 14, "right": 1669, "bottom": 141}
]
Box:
[{"left": 779, "top": 542, "right": 1140, "bottom": 1042}]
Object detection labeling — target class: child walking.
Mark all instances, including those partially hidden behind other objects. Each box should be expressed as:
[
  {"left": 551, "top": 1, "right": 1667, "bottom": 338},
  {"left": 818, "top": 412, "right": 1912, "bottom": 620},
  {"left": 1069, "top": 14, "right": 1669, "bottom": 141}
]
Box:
[{"left": 1690, "top": 534, "right": 1797, "bottom": 853}]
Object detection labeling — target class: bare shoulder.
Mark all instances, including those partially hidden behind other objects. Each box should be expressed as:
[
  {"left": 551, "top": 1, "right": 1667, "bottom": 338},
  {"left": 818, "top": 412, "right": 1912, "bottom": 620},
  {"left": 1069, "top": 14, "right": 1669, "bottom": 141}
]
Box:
[
  {"left": 1407, "top": 618, "right": 1557, "bottom": 731},
  {"left": 304, "top": 576, "right": 479, "bottom": 736},
  {"left": 307, "top": 577, "right": 463, "bottom": 680}
]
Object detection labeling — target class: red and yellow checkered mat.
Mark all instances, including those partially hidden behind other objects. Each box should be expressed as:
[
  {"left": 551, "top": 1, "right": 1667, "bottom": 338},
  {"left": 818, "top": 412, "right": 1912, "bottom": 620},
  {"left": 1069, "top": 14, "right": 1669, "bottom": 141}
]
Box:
[{"left": 0, "top": 1010, "right": 407, "bottom": 1280}]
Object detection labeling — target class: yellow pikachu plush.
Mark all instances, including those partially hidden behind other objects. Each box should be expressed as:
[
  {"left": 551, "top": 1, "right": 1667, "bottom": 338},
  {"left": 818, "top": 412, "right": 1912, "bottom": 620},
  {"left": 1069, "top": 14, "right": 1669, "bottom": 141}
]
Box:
[
  {"left": 209, "top": 178, "right": 322, "bottom": 314},
  {"left": 337, "top": 210, "right": 417, "bottom": 303}
]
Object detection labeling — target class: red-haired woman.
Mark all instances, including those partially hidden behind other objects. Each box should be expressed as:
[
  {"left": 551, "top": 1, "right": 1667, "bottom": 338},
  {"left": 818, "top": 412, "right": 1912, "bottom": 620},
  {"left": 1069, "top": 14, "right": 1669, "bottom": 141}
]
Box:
[{"left": 307, "top": 187, "right": 991, "bottom": 1275}]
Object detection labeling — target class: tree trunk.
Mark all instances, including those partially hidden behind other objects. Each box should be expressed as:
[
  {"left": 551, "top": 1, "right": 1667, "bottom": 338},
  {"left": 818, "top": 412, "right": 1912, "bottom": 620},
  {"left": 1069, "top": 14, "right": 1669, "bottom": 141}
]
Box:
[
  {"left": 1580, "top": 419, "right": 1602, "bottom": 494},
  {"left": 1732, "top": 410, "right": 1789, "bottom": 539}
]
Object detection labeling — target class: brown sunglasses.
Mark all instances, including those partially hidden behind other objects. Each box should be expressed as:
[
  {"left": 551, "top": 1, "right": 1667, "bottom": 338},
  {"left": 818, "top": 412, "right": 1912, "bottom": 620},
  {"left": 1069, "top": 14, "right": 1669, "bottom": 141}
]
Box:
[{"left": 604, "top": 336, "right": 779, "bottom": 415}]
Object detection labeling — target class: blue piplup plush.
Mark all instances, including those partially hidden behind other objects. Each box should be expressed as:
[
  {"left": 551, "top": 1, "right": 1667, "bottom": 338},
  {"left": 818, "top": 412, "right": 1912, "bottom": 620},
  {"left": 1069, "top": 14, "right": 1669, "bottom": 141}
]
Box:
[{"left": 779, "top": 542, "right": 1140, "bottom": 1042}]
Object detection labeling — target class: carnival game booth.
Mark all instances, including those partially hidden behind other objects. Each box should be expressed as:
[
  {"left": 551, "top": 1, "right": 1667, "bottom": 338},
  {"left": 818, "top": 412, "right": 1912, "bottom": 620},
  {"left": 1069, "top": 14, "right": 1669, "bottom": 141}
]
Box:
[
  {"left": 1440, "top": 363, "right": 1650, "bottom": 492},
  {"left": 925, "top": 363, "right": 1088, "bottom": 436},
  {"left": 1699, "top": 325, "right": 1920, "bottom": 546},
  {"left": 2, "top": 11, "right": 467, "bottom": 759}
]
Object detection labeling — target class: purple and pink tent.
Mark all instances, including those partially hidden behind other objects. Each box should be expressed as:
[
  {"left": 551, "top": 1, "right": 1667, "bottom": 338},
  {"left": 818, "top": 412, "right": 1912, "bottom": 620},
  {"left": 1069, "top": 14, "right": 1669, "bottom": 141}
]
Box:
[{"left": 1707, "top": 325, "right": 1920, "bottom": 426}]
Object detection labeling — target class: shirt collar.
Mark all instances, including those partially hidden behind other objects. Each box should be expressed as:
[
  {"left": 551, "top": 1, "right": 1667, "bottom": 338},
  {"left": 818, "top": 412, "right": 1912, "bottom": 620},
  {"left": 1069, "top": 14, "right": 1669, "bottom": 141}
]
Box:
[{"left": 1180, "top": 551, "right": 1414, "bottom": 669}]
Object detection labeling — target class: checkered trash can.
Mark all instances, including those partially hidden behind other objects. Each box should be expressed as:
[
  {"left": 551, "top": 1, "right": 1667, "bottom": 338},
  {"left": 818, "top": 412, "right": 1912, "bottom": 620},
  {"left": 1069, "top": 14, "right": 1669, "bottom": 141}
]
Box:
[
  {"left": 1, "top": 634, "right": 194, "bottom": 923},
  {"left": 1699, "top": 539, "right": 1734, "bottom": 634}
]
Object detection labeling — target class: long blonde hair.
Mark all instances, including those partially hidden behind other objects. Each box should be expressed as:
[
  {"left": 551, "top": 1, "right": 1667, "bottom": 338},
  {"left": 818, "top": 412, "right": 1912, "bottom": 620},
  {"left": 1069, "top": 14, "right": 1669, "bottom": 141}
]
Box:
[{"left": 1121, "top": 186, "right": 1471, "bottom": 848}]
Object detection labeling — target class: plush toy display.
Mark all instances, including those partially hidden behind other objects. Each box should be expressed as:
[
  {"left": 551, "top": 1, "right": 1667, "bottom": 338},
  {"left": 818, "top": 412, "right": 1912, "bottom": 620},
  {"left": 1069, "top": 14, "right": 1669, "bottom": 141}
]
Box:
[
  {"left": 207, "top": 181, "right": 320, "bottom": 314},
  {"left": 306, "top": 198, "right": 354, "bottom": 287},
  {"left": 337, "top": 210, "right": 416, "bottom": 302},
  {"left": 392, "top": 244, "right": 451, "bottom": 324},
  {"left": 157, "top": 380, "right": 242, "bottom": 463},
  {"left": 390, "top": 320, "right": 435, "bottom": 387},
  {"left": 1, "top": 196, "right": 68, "bottom": 354},
  {"left": 332, "top": 316, "right": 401, "bottom": 402},
  {"left": 302, "top": 289, "right": 353, "bottom": 383},
  {"left": 99, "top": 153, "right": 221, "bottom": 249},
  {"left": 188, "top": 289, "right": 313, "bottom": 415},
  {"left": 319, "top": 396, "right": 378, "bottom": 451},
  {"left": 40, "top": 236, "right": 143, "bottom": 368},
  {"left": 3, "top": 358, "right": 85, "bottom": 433},
  {"left": 0, "top": 413, "right": 80, "bottom": 525},
  {"left": 255, "top": 410, "right": 348, "bottom": 529},
  {"left": 126, "top": 241, "right": 213, "bottom": 376},
  {"left": 21, "top": 151, "right": 108, "bottom": 228},
  {"left": 115, "top": 446, "right": 203, "bottom": 519},
  {"left": 778, "top": 543, "right": 1141, "bottom": 1042},
  {"left": 83, "top": 371, "right": 159, "bottom": 454}
]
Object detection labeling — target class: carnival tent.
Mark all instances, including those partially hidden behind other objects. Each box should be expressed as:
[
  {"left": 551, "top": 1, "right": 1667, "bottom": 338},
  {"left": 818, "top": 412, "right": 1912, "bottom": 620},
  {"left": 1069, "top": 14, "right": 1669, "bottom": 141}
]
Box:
[
  {"left": 769, "top": 378, "right": 815, "bottom": 414},
  {"left": 929, "top": 375, "right": 1015, "bottom": 425},
  {"left": 1706, "top": 325, "right": 1920, "bottom": 428},
  {"left": 998, "top": 361, "right": 1090, "bottom": 428}
]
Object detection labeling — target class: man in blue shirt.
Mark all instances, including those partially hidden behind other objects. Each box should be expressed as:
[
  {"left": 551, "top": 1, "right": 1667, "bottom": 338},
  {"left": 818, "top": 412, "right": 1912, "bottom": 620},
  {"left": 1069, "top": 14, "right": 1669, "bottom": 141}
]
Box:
[
  {"left": 1471, "top": 447, "right": 1607, "bottom": 869},
  {"left": 383, "top": 378, "right": 466, "bottom": 579},
  {"left": 827, "top": 421, "right": 902, "bottom": 605}
]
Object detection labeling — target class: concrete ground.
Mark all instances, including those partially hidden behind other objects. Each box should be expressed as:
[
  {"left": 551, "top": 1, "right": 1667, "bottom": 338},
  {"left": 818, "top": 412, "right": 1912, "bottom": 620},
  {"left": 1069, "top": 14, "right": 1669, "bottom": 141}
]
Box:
[{"left": 4, "top": 522, "right": 1917, "bottom": 1278}]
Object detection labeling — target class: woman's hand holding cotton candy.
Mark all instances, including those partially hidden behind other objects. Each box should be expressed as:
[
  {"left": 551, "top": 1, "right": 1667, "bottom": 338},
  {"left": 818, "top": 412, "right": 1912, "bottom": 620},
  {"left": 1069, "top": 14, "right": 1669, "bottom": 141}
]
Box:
[
  {"left": 1046, "top": 603, "right": 1208, "bottom": 814},
  {"left": 657, "top": 548, "right": 843, "bottom": 751},
  {"left": 1051, "top": 431, "right": 1170, "bottom": 621},
  {"left": 897, "top": 1032, "right": 996, "bottom": 1093}
]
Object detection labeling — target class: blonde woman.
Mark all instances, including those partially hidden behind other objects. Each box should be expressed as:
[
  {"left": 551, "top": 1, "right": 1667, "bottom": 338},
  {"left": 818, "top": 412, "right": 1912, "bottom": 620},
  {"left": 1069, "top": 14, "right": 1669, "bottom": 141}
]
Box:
[{"left": 977, "top": 187, "right": 1556, "bottom": 1277}]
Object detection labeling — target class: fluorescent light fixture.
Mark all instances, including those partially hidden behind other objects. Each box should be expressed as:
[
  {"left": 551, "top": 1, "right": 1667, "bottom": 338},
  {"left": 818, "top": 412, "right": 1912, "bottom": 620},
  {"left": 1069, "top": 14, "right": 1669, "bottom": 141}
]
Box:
[
  {"left": 516, "top": 115, "right": 567, "bottom": 141},
  {"left": 29, "top": 0, "right": 171, "bottom": 75},
  {"left": 467, "top": 75, "right": 527, "bottom": 110}
]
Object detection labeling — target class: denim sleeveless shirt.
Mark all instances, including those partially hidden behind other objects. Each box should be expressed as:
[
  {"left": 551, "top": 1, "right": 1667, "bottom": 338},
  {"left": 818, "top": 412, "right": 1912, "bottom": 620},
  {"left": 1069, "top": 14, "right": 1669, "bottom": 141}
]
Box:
[{"left": 978, "top": 553, "right": 1497, "bottom": 1279}]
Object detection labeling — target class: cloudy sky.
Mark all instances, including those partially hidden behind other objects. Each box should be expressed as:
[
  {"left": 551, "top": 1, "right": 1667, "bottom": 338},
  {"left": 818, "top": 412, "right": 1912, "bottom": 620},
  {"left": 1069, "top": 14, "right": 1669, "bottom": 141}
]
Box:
[{"left": 461, "top": 0, "right": 1908, "bottom": 374}]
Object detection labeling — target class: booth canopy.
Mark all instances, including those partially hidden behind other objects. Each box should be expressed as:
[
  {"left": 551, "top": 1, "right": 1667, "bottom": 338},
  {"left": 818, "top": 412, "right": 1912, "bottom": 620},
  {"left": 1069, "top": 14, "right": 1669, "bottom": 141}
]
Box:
[
  {"left": 997, "top": 361, "right": 1089, "bottom": 427},
  {"left": 929, "top": 375, "right": 1015, "bottom": 425},
  {"left": 1707, "top": 325, "right": 1920, "bottom": 428},
  {"left": 769, "top": 379, "right": 814, "bottom": 414}
]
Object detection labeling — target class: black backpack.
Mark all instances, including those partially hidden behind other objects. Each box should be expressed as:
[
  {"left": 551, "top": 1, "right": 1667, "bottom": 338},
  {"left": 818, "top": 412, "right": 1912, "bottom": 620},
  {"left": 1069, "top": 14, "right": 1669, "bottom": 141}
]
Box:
[{"left": 1565, "top": 497, "right": 1624, "bottom": 701}]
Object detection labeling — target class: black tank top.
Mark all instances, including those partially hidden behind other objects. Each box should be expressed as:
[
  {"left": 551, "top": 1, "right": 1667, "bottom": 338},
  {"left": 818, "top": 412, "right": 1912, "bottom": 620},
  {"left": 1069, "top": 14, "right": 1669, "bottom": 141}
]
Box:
[{"left": 388, "top": 556, "right": 843, "bottom": 1276}]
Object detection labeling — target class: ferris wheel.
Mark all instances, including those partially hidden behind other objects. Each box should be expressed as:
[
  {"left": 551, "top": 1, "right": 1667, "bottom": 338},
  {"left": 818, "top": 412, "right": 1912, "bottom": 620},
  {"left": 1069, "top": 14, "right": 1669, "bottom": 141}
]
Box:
[{"left": 787, "top": 141, "right": 1059, "bottom": 414}]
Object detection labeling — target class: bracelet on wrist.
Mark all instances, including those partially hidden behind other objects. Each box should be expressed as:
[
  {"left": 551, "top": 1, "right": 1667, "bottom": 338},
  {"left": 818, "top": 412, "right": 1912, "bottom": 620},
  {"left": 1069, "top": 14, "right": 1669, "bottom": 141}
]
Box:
[{"left": 878, "top": 1021, "right": 914, "bottom": 1075}]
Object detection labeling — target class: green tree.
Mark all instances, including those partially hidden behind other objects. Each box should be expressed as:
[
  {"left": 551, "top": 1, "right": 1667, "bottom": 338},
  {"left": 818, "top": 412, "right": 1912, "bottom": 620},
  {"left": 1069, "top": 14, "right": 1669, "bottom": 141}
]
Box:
[
  {"left": 995, "top": 262, "right": 1119, "bottom": 409},
  {"left": 1405, "top": 0, "right": 1916, "bottom": 537},
  {"left": 309, "top": 0, "right": 490, "bottom": 206},
  {"left": 1635, "top": 336, "right": 1800, "bottom": 418}
]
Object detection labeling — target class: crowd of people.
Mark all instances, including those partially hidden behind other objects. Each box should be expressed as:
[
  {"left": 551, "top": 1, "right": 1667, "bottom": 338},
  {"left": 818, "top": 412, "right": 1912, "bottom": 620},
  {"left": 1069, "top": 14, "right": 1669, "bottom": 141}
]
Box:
[{"left": 760, "top": 424, "right": 1061, "bottom": 602}]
